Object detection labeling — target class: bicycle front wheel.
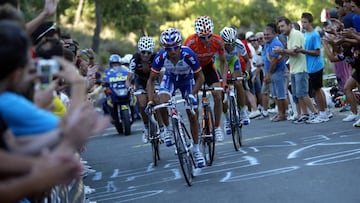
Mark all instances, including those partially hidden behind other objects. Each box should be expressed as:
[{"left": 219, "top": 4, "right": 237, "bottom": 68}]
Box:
[
  {"left": 229, "top": 97, "right": 242, "bottom": 151},
  {"left": 172, "top": 118, "right": 193, "bottom": 186},
  {"left": 201, "top": 106, "right": 215, "bottom": 166},
  {"left": 149, "top": 119, "right": 160, "bottom": 166}
]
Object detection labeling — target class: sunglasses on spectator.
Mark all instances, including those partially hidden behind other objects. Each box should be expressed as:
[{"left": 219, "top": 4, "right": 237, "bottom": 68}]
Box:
[
  {"left": 64, "top": 43, "right": 78, "bottom": 54},
  {"left": 165, "top": 46, "right": 180, "bottom": 52},
  {"left": 249, "top": 39, "right": 258, "bottom": 42},
  {"left": 257, "top": 37, "right": 264, "bottom": 41},
  {"left": 199, "top": 34, "right": 212, "bottom": 40},
  {"left": 141, "top": 51, "right": 152, "bottom": 55}
]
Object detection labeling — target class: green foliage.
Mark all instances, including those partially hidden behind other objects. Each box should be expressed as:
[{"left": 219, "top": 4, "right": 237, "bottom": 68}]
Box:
[{"left": 19, "top": 0, "right": 336, "bottom": 62}]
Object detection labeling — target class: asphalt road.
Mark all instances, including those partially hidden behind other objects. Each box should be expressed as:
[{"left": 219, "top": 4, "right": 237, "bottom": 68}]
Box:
[{"left": 83, "top": 107, "right": 360, "bottom": 203}]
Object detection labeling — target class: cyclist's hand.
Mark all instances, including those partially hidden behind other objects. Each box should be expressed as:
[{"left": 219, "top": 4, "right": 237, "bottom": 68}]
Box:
[
  {"left": 187, "top": 94, "right": 198, "bottom": 106},
  {"left": 145, "top": 101, "right": 155, "bottom": 113},
  {"left": 222, "top": 82, "right": 229, "bottom": 91}
]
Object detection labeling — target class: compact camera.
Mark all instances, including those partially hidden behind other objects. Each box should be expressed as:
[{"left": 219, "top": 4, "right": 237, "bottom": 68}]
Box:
[{"left": 36, "top": 59, "right": 60, "bottom": 87}]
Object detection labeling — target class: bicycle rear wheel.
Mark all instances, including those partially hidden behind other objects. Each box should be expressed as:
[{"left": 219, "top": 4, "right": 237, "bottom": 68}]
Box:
[
  {"left": 173, "top": 118, "right": 193, "bottom": 186},
  {"left": 229, "top": 97, "right": 243, "bottom": 151},
  {"left": 201, "top": 106, "right": 215, "bottom": 166},
  {"left": 149, "top": 119, "right": 160, "bottom": 166}
]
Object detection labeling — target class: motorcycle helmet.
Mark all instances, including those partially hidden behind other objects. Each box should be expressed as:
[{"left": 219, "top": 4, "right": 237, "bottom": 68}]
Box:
[
  {"left": 138, "top": 36, "right": 155, "bottom": 52},
  {"left": 159, "top": 28, "right": 182, "bottom": 47},
  {"left": 220, "top": 27, "right": 237, "bottom": 44},
  {"left": 194, "top": 16, "right": 214, "bottom": 37},
  {"left": 109, "top": 54, "right": 121, "bottom": 67}
]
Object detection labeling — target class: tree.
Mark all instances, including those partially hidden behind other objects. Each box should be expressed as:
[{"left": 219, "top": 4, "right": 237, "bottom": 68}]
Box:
[{"left": 92, "top": 0, "right": 101, "bottom": 53}]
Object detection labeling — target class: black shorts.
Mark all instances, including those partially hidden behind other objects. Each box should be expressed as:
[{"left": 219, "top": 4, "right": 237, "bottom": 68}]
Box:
[
  {"left": 309, "top": 69, "right": 323, "bottom": 96},
  {"left": 202, "top": 61, "right": 222, "bottom": 86}
]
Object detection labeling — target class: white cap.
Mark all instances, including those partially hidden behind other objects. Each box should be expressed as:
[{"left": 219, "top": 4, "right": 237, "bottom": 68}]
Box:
[{"left": 245, "top": 31, "right": 254, "bottom": 40}]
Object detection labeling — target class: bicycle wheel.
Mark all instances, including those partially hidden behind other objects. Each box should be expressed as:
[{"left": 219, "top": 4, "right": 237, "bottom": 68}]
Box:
[
  {"left": 172, "top": 118, "right": 193, "bottom": 186},
  {"left": 201, "top": 106, "right": 215, "bottom": 166},
  {"left": 229, "top": 96, "right": 242, "bottom": 151},
  {"left": 149, "top": 119, "right": 160, "bottom": 166}
]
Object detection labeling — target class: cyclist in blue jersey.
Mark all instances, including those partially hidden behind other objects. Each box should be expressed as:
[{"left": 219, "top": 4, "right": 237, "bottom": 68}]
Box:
[
  {"left": 147, "top": 28, "right": 205, "bottom": 167},
  {"left": 215, "top": 27, "right": 251, "bottom": 137}
]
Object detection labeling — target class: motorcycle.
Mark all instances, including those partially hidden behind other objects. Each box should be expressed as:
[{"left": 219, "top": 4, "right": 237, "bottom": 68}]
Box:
[{"left": 102, "top": 66, "right": 133, "bottom": 135}]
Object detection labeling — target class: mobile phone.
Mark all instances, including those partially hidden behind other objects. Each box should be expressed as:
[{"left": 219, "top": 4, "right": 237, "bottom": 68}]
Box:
[{"left": 36, "top": 59, "right": 60, "bottom": 89}]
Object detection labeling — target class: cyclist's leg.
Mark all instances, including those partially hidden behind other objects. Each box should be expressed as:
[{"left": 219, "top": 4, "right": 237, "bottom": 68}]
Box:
[
  {"left": 157, "top": 74, "right": 173, "bottom": 128},
  {"left": 179, "top": 80, "right": 200, "bottom": 145},
  {"left": 135, "top": 79, "right": 149, "bottom": 125}
]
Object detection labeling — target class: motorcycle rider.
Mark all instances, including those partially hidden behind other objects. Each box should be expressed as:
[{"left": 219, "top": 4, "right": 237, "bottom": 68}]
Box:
[{"left": 126, "top": 36, "right": 159, "bottom": 143}]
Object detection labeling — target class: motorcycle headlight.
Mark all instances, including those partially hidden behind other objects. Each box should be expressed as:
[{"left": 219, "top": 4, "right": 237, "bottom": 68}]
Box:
[{"left": 114, "top": 88, "right": 128, "bottom": 96}]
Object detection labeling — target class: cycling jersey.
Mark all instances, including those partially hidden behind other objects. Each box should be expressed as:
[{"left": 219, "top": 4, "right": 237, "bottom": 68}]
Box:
[
  {"left": 129, "top": 52, "right": 156, "bottom": 90},
  {"left": 151, "top": 46, "right": 201, "bottom": 96},
  {"left": 184, "top": 34, "right": 225, "bottom": 67},
  {"left": 214, "top": 39, "right": 247, "bottom": 73}
]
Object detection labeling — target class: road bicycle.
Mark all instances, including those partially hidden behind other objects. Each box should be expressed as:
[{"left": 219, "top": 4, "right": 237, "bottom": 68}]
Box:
[
  {"left": 199, "top": 85, "right": 223, "bottom": 166},
  {"left": 150, "top": 95, "right": 197, "bottom": 186},
  {"left": 224, "top": 77, "right": 245, "bottom": 151}
]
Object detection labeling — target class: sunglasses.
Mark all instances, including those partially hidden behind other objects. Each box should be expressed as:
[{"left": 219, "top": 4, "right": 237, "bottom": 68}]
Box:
[
  {"left": 257, "top": 37, "right": 264, "bottom": 41},
  {"left": 165, "top": 46, "right": 180, "bottom": 52},
  {"left": 64, "top": 43, "right": 78, "bottom": 54},
  {"left": 141, "top": 51, "right": 152, "bottom": 55},
  {"left": 224, "top": 42, "right": 235, "bottom": 46},
  {"left": 199, "top": 34, "right": 212, "bottom": 40},
  {"left": 249, "top": 39, "right": 258, "bottom": 42}
]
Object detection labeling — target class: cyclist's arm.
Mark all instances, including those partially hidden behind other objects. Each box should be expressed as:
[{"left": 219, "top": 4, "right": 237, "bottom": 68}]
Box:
[
  {"left": 126, "top": 72, "right": 133, "bottom": 88},
  {"left": 218, "top": 54, "right": 228, "bottom": 85},
  {"left": 146, "top": 70, "right": 158, "bottom": 102},
  {"left": 192, "top": 70, "right": 205, "bottom": 95}
]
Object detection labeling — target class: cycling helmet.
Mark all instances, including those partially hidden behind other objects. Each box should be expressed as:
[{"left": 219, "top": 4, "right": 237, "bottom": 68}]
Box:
[
  {"left": 159, "top": 28, "right": 182, "bottom": 47},
  {"left": 194, "top": 16, "right": 214, "bottom": 37},
  {"left": 220, "top": 27, "right": 237, "bottom": 43},
  {"left": 138, "top": 36, "right": 155, "bottom": 52}
]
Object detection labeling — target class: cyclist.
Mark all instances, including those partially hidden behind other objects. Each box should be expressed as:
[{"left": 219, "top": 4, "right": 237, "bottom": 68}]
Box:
[
  {"left": 184, "top": 16, "right": 228, "bottom": 142},
  {"left": 147, "top": 28, "right": 205, "bottom": 168},
  {"left": 215, "top": 27, "right": 251, "bottom": 136},
  {"left": 126, "top": 36, "right": 158, "bottom": 143}
]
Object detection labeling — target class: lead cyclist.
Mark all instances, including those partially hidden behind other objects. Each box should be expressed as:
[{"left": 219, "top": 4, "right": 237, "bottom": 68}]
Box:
[{"left": 214, "top": 27, "right": 251, "bottom": 136}]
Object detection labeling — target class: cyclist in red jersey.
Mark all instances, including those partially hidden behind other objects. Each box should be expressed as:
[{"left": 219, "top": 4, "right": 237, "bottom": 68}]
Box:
[{"left": 184, "top": 16, "right": 228, "bottom": 142}]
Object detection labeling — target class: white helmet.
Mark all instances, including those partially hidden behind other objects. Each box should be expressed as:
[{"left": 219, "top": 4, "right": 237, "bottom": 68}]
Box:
[
  {"left": 121, "top": 54, "right": 133, "bottom": 65},
  {"left": 220, "top": 27, "right": 237, "bottom": 43},
  {"left": 138, "top": 36, "right": 155, "bottom": 52},
  {"left": 194, "top": 16, "right": 214, "bottom": 37},
  {"left": 159, "top": 28, "right": 182, "bottom": 47}
]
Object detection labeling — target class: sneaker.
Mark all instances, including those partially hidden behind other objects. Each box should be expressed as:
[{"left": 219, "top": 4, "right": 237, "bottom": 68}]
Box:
[
  {"left": 84, "top": 185, "right": 96, "bottom": 195},
  {"left": 248, "top": 110, "right": 261, "bottom": 119},
  {"left": 262, "top": 110, "right": 269, "bottom": 117},
  {"left": 326, "top": 110, "right": 333, "bottom": 119},
  {"left": 215, "top": 127, "right": 224, "bottom": 142},
  {"left": 193, "top": 151, "right": 205, "bottom": 168},
  {"left": 160, "top": 129, "right": 173, "bottom": 147},
  {"left": 342, "top": 113, "right": 360, "bottom": 122},
  {"left": 240, "top": 109, "right": 250, "bottom": 125},
  {"left": 224, "top": 120, "right": 231, "bottom": 136},
  {"left": 340, "top": 104, "right": 350, "bottom": 112},
  {"left": 268, "top": 107, "right": 278, "bottom": 114},
  {"left": 306, "top": 115, "right": 329, "bottom": 124},
  {"left": 142, "top": 128, "right": 149, "bottom": 144},
  {"left": 293, "top": 114, "right": 309, "bottom": 124},
  {"left": 353, "top": 118, "right": 360, "bottom": 128}
]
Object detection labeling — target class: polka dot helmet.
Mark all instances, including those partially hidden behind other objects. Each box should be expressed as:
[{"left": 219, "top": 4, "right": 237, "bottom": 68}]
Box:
[
  {"left": 220, "top": 27, "right": 237, "bottom": 43},
  {"left": 194, "top": 16, "right": 214, "bottom": 37},
  {"left": 159, "top": 28, "right": 182, "bottom": 47},
  {"left": 138, "top": 36, "right": 155, "bottom": 52}
]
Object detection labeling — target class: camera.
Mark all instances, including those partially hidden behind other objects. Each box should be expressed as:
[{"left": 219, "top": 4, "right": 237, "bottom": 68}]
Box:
[{"left": 36, "top": 59, "right": 60, "bottom": 87}]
